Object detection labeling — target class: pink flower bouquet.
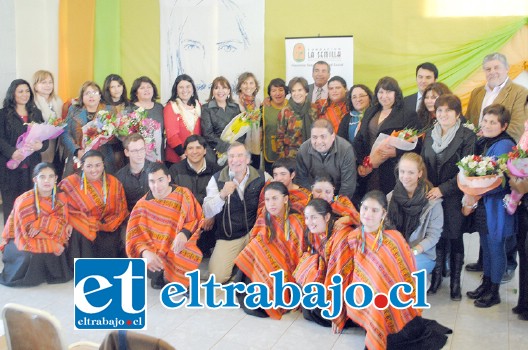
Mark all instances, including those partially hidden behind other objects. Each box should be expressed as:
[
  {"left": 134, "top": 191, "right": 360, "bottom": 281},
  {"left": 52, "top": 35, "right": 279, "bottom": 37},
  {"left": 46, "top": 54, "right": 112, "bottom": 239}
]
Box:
[
  {"left": 499, "top": 146, "right": 528, "bottom": 214},
  {"left": 7, "top": 123, "right": 65, "bottom": 170},
  {"left": 81, "top": 110, "right": 117, "bottom": 152}
]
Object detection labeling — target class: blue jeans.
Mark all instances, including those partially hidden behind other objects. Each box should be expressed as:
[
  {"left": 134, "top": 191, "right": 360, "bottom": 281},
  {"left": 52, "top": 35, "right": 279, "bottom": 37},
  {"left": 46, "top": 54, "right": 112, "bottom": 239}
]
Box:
[
  {"left": 415, "top": 253, "right": 435, "bottom": 274},
  {"left": 480, "top": 233, "right": 507, "bottom": 284}
]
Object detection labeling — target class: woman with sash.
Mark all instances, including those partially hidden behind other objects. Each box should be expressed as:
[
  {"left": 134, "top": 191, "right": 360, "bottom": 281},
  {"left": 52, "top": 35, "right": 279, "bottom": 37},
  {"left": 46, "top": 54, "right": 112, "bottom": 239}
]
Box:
[
  {"left": 234, "top": 182, "right": 306, "bottom": 319},
  {"left": 60, "top": 150, "right": 128, "bottom": 262},
  {"left": 0, "top": 163, "right": 72, "bottom": 286}
]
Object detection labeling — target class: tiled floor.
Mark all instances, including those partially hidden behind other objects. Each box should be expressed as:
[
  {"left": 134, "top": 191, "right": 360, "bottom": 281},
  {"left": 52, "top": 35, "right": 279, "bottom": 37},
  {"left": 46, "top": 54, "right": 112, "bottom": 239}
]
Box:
[{"left": 0, "top": 223, "right": 527, "bottom": 349}]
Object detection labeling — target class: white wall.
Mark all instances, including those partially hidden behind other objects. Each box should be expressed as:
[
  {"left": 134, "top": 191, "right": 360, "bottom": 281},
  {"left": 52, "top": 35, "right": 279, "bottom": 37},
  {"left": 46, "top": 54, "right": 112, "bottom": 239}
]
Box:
[
  {"left": 14, "top": 0, "right": 59, "bottom": 84},
  {"left": 0, "top": 0, "right": 17, "bottom": 104}
]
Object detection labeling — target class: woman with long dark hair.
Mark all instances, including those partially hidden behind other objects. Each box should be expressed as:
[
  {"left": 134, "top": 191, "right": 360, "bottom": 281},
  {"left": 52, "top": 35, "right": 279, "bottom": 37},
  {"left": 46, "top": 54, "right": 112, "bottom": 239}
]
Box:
[
  {"left": 0, "top": 79, "right": 48, "bottom": 222},
  {"left": 325, "top": 190, "right": 450, "bottom": 349},
  {"left": 0, "top": 162, "right": 72, "bottom": 286},
  {"left": 234, "top": 181, "right": 306, "bottom": 319},
  {"left": 164, "top": 74, "right": 201, "bottom": 165},
  {"left": 353, "top": 77, "right": 418, "bottom": 198}
]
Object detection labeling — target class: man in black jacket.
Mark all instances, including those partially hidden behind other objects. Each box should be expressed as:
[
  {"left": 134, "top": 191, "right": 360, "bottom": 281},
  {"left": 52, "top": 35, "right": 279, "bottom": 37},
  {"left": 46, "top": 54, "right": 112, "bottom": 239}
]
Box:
[
  {"left": 203, "top": 142, "right": 268, "bottom": 283},
  {"left": 170, "top": 135, "right": 221, "bottom": 256}
]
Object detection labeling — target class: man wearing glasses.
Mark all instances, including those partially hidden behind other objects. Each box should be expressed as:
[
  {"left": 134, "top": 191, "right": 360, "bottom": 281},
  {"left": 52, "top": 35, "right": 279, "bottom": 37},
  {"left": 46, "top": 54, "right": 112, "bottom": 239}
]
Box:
[{"left": 116, "top": 134, "right": 152, "bottom": 257}]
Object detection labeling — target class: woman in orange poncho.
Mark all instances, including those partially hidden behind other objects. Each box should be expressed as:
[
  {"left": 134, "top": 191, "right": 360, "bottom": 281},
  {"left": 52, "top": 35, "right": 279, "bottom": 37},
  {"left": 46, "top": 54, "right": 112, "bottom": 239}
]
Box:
[
  {"left": 326, "top": 190, "right": 450, "bottom": 350},
  {"left": 0, "top": 163, "right": 72, "bottom": 286},
  {"left": 235, "top": 181, "right": 306, "bottom": 319},
  {"left": 256, "top": 157, "right": 310, "bottom": 217},
  {"left": 317, "top": 76, "right": 348, "bottom": 133},
  {"left": 60, "top": 150, "right": 128, "bottom": 263},
  {"left": 311, "top": 176, "right": 360, "bottom": 230},
  {"left": 294, "top": 198, "right": 354, "bottom": 328}
]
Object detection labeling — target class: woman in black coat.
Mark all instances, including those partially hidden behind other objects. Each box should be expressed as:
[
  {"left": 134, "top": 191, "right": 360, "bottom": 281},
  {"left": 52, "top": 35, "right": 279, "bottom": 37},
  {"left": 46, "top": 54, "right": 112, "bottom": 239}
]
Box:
[
  {"left": 352, "top": 77, "right": 418, "bottom": 202},
  {"left": 201, "top": 76, "right": 242, "bottom": 161},
  {"left": 0, "top": 79, "right": 48, "bottom": 223},
  {"left": 422, "top": 94, "right": 476, "bottom": 300}
]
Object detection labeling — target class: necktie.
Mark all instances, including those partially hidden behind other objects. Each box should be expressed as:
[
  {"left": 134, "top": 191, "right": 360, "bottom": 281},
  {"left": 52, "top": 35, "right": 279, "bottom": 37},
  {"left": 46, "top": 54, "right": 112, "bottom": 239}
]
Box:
[
  {"left": 416, "top": 96, "right": 422, "bottom": 112},
  {"left": 316, "top": 87, "right": 323, "bottom": 101}
]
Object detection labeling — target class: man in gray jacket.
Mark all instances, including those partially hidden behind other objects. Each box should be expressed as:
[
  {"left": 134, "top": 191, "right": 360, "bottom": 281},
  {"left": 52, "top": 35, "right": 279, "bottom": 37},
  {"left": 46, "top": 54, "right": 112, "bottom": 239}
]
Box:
[{"left": 296, "top": 119, "right": 357, "bottom": 199}]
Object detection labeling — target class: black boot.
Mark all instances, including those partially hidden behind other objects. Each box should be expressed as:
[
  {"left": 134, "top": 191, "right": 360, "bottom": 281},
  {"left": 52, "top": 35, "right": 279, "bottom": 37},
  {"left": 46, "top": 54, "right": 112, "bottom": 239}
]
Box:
[
  {"left": 465, "top": 247, "right": 483, "bottom": 272},
  {"left": 450, "top": 253, "right": 464, "bottom": 301},
  {"left": 475, "top": 283, "right": 500, "bottom": 308},
  {"left": 443, "top": 241, "right": 451, "bottom": 277},
  {"left": 428, "top": 243, "right": 445, "bottom": 294},
  {"left": 467, "top": 275, "right": 491, "bottom": 299}
]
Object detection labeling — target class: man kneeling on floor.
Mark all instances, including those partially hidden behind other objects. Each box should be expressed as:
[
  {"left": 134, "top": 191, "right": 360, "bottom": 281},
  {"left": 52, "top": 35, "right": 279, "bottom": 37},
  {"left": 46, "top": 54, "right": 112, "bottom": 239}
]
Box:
[{"left": 126, "top": 162, "right": 204, "bottom": 289}]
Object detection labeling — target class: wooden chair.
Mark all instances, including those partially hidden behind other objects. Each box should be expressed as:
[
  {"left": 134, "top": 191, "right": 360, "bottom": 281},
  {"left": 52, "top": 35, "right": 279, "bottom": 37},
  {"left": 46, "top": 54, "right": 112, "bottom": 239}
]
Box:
[{"left": 2, "top": 303, "right": 99, "bottom": 350}]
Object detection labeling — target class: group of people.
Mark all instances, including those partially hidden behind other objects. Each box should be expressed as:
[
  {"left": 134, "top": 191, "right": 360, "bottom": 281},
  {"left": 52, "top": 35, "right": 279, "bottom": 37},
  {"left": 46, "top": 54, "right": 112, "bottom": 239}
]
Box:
[{"left": 1, "top": 51, "right": 528, "bottom": 349}]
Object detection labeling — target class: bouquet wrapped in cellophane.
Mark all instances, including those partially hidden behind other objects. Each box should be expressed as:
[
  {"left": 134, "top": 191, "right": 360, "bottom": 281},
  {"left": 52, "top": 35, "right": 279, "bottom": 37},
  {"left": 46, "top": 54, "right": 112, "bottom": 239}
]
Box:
[
  {"left": 216, "top": 112, "right": 251, "bottom": 166},
  {"left": 7, "top": 122, "right": 66, "bottom": 170}
]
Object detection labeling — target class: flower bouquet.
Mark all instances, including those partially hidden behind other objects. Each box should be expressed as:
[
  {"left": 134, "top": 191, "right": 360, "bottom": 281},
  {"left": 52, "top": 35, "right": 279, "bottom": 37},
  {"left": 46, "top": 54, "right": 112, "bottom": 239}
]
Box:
[
  {"left": 498, "top": 146, "right": 528, "bottom": 214},
  {"left": 216, "top": 112, "right": 251, "bottom": 166},
  {"left": 81, "top": 110, "right": 117, "bottom": 152},
  {"left": 46, "top": 113, "right": 67, "bottom": 127},
  {"left": 6, "top": 122, "right": 66, "bottom": 169},
  {"left": 456, "top": 155, "right": 504, "bottom": 196},
  {"left": 371, "top": 128, "right": 420, "bottom": 153},
  {"left": 115, "top": 107, "right": 147, "bottom": 137},
  {"left": 138, "top": 117, "right": 161, "bottom": 162}
]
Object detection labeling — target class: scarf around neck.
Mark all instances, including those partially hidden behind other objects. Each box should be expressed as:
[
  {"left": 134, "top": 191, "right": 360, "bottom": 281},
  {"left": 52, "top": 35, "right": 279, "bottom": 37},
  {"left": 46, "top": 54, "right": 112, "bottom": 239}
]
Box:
[
  {"left": 431, "top": 118, "right": 461, "bottom": 154},
  {"left": 289, "top": 98, "right": 314, "bottom": 141},
  {"left": 388, "top": 180, "right": 428, "bottom": 241}
]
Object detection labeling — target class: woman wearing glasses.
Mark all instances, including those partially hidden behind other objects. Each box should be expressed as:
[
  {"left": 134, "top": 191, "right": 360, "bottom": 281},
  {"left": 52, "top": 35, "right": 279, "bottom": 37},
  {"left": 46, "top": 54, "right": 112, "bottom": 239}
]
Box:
[{"left": 61, "top": 81, "right": 114, "bottom": 177}]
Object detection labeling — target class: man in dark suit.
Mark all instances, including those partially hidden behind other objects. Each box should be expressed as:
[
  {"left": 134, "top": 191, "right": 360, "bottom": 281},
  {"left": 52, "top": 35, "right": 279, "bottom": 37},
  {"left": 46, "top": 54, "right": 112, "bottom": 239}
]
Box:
[
  {"left": 403, "top": 62, "right": 438, "bottom": 113},
  {"left": 308, "top": 61, "right": 330, "bottom": 102}
]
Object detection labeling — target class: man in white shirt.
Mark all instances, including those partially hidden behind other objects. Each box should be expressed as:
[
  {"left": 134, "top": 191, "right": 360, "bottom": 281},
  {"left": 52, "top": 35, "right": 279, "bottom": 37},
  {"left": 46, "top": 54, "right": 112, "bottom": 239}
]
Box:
[
  {"left": 308, "top": 61, "right": 331, "bottom": 102},
  {"left": 403, "top": 62, "right": 438, "bottom": 113},
  {"left": 203, "top": 142, "right": 269, "bottom": 283}
]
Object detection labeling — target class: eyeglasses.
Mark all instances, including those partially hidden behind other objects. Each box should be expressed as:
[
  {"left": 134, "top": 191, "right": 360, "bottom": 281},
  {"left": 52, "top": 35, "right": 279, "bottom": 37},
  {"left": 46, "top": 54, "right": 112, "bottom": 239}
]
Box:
[
  {"left": 128, "top": 147, "right": 146, "bottom": 154},
  {"left": 351, "top": 94, "right": 368, "bottom": 100},
  {"left": 84, "top": 91, "right": 100, "bottom": 97}
]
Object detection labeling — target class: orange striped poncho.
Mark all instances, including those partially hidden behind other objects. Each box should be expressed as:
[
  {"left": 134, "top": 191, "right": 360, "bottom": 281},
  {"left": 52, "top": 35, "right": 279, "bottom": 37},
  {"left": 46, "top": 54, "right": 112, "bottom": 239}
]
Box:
[
  {"left": 293, "top": 226, "right": 353, "bottom": 287},
  {"left": 331, "top": 195, "right": 360, "bottom": 227},
  {"left": 257, "top": 182, "right": 310, "bottom": 217},
  {"left": 59, "top": 174, "right": 128, "bottom": 241},
  {"left": 325, "top": 227, "right": 420, "bottom": 350},
  {"left": 1, "top": 190, "right": 71, "bottom": 255},
  {"left": 235, "top": 212, "right": 306, "bottom": 319},
  {"left": 317, "top": 100, "right": 348, "bottom": 134},
  {"left": 126, "top": 186, "right": 204, "bottom": 286}
]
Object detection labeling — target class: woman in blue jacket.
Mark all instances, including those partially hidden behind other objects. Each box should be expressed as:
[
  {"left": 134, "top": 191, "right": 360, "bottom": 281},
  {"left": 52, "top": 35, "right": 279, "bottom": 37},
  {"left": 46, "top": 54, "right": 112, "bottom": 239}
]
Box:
[{"left": 465, "top": 104, "right": 516, "bottom": 308}]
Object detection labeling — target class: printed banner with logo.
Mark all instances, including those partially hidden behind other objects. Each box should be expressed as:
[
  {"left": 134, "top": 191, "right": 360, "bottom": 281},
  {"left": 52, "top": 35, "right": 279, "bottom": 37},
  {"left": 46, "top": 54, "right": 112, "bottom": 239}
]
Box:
[{"left": 285, "top": 36, "right": 354, "bottom": 88}]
